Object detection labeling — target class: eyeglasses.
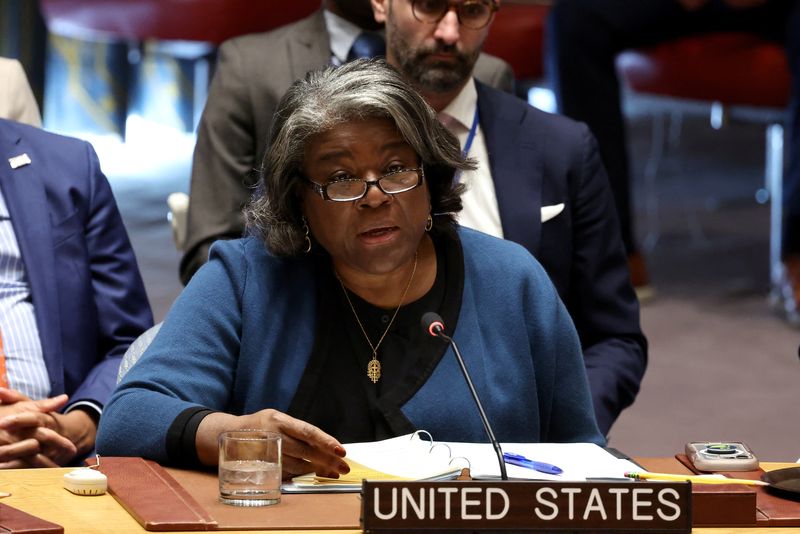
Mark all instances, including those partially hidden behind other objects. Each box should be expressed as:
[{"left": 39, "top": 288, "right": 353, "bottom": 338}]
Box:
[
  {"left": 411, "top": 0, "right": 499, "bottom": 30},
  {"left": 305, "top": 167, "right": 425, "bottom": 202}
]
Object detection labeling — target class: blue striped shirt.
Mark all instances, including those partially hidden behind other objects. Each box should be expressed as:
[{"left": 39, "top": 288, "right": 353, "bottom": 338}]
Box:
[{"left": 0, "top": 188, "right": 49, "bottom": 399}]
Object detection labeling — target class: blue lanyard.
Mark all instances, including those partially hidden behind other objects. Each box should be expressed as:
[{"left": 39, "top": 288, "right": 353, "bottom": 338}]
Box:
[
  {"left": 463, "top": 105, "right": 480, "bottom": 158},
  {"left": 455, "top": 105, "right": 480, "bottom": 183}
]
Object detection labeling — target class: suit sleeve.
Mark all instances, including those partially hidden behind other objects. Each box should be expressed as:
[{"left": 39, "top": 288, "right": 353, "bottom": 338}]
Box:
[
  {"left": 504, "top": 242, "right": 605, "bottom": 445},
  {"left": 68, "top": 141, "right": 153, "bottom": 408},
  {"left": 568, "top": 125, "right": 647, "bottom": 435},
  {"left": 180, "top": 39, "right": 268, "bottom": 284},
  {"left": 536, "top": 282, "right": 605, "bottom": 446}
]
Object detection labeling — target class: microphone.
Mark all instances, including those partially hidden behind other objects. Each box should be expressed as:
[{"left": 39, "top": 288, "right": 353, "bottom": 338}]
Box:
[{"left": 421, "top": 312, "right": 508, "bottom": 480}]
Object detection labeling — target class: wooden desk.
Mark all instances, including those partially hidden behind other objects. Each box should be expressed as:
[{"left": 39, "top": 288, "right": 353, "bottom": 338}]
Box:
[{"left": 0, "top": 462, "right": 795, "bottom": 533}]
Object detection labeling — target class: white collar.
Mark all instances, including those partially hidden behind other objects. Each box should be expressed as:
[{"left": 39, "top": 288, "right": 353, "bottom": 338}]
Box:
[
  {"left": 323, "top": 9, "right": 364, "bottom": 64},
  {"left": 439, "top": 78, "right": 478, "bottom": 130}
]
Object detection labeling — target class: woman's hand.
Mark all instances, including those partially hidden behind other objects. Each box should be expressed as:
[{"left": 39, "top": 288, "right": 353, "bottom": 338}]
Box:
[
  {"left": 244, "top": 409, "right": 349, "bottom": 479},
  {"left": 196, "top": 410, "right": 350, "bottom": 480}
]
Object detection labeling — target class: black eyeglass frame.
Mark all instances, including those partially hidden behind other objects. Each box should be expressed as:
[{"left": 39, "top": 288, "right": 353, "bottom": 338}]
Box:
[
  {"left": 410, "top": 0, "right": 500, "bottom": 30},
  {"left": 304, "top": 167, "right": 426, "bottom": 202}
]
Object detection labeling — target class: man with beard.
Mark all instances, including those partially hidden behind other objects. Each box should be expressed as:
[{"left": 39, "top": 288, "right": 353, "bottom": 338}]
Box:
[
  {"left": 180, "top": 0, "right": 514, "bottom": 284},
  {"left": 370, "top": 0, "right": 647, "bottom": 434}
]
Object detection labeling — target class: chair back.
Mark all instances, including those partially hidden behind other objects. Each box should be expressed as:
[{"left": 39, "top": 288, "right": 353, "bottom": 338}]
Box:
[
  {"left": 484, "top": 2, "right": 550, "bottom": 81},
  {"left": 117, "top": 322, "right": 163, "bottom": 383},
  {"left": 40, "top": 0, "right": 319, "bottom": 43},
  {"left": 617, "top": 32, "right": 790, "bottom": 109}
]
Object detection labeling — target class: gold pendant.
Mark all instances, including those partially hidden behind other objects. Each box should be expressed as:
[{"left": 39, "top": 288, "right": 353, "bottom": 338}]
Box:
[{"left": 367, "top": 356, "right": 381, "bottom": 384}]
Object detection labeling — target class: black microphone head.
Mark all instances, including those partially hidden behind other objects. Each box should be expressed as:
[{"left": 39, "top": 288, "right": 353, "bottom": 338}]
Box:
[{"left": 421, "top": 312, "right": 445, "bottom": 337}]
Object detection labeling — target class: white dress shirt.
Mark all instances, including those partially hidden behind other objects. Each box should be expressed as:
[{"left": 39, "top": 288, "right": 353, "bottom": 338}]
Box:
[
  {"left": 324, "top": 10, "right": 364, "bottom": 66},
  {"left": 438, "top": 79, "right": 504, "bottom": 239},
  {"left": 0, "top": 189, "right": 49, "bottom": 399}
]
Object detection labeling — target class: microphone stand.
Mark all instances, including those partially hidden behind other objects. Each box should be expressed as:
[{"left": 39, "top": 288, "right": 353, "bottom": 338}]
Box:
[{"left": 426, "top": 318, "right": 508, "bottom": 481}]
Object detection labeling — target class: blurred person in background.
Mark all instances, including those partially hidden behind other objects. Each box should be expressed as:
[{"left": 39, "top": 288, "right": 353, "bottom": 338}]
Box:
[{"left": 547, "top": 0, "right": 800, "bottom": 322}]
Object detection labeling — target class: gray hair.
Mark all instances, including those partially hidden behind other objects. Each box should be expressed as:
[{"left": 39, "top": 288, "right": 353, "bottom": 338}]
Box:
[{"left": 244, "top": 58, "right": 472, "bottom": 256}]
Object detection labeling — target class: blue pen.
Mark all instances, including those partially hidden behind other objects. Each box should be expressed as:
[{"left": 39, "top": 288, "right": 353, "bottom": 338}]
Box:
[{"left": 503, "top": 452, "right": 563, "bottom": 475}]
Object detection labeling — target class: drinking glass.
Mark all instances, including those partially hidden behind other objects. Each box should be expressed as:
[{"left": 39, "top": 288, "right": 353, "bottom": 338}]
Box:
[{"left": 218, "top": 430, "right": 281, "bottom": 506}]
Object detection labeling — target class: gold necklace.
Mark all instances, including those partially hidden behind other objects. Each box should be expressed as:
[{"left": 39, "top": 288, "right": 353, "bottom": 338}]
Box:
[{"left": 338, "top": 252, "right": 419, "bottom": 384}]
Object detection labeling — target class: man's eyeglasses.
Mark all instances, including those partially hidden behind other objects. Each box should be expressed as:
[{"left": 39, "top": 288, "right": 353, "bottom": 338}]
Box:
[
  {"left": 305, "top": 167, "right": 425, "bottom": 202},
  {"left": 411, "top": 0, "right": 499, "bottom": 30}
]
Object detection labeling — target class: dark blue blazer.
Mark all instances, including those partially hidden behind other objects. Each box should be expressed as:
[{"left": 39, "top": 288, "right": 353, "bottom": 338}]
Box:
[
  {"left": 0, "top": 119, "right": 153, "bottom": 408},
  {"left": 476, "top": 82, "right": 647, "bottom": 434}
]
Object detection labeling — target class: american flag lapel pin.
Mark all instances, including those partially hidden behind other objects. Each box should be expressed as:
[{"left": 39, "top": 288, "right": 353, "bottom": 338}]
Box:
[{"left": 8, "top": 153, "right": 32, "bottom": 169}]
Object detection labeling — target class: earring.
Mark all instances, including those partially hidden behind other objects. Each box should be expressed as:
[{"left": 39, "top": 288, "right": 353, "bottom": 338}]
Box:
[
  {"left": 302, "top": 217, "right": 312, "bottom": 253},
  {"left": 425, "top": 214, "right": 433, "bottom": 232}
]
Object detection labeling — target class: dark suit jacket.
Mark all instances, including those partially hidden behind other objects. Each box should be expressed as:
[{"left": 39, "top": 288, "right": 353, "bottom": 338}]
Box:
[
  {"left": 180, "top": 9, "right": 515, "bottom": 284},
  {"left": 0, "top": 119, "right": 153, "bottom": 408},
  {"left": 476, "top": 82, "right": 647, "bottom": 434}
]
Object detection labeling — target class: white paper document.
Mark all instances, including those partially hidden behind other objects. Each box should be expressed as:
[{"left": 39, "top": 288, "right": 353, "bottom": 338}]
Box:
[
  {"left": 446, "top": 441, "right": 641, "bottom": 481},
  {"left": 283, "top": 432, "right": 642, "bottom": 493}
]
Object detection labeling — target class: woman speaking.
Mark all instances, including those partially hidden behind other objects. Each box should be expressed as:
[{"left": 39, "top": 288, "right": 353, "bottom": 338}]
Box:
[{"left": 97, "top": 59, "right": 603, "bottom": 480}]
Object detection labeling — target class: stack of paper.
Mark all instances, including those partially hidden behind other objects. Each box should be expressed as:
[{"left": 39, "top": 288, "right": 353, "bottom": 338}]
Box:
[
  {"left": 287, "top": 433, "right": 464, "bottom": 492},
  {"left": 283, "top": 432, "right": 642, "bottom": 493},
  {"left": 446, "top": 441, "right": 641, "bottom": 481}
]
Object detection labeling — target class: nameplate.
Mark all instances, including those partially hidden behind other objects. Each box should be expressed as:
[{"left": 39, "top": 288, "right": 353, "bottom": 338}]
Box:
[{"left": 362, "top": 480, "right": 691, "bottom": 532}]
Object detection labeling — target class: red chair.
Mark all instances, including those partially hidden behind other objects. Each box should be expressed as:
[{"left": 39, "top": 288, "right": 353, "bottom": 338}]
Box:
[
  {"left": 484, "top": 2, "right": 550, "bottom": 83},
  {"left": 39, "top": 0, "right": 318, "bottom": 44},
  {"left": 617, "top": 33, "right": 790, "bottom": 302}
]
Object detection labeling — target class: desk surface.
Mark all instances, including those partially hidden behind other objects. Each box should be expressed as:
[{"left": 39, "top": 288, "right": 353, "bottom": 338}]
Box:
[{"left": 1, "top": 461, "right": 796, "bottom": 533}]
